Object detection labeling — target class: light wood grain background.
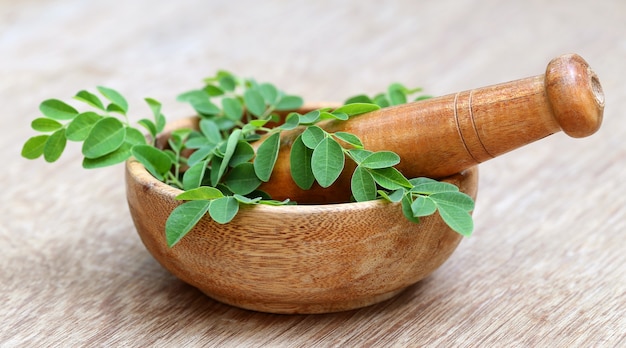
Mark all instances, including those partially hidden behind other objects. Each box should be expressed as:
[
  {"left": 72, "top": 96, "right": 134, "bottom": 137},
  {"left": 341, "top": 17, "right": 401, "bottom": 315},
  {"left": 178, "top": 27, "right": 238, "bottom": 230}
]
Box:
[{"left": 1, "top": 0, "right": 625, "bottom": 346}]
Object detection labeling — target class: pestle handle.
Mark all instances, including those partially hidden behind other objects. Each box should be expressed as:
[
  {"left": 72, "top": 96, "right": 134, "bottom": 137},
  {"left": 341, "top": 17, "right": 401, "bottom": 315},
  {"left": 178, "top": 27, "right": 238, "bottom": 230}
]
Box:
[{"left": 259, "top": 54, "right": 604, "bottom": 203}]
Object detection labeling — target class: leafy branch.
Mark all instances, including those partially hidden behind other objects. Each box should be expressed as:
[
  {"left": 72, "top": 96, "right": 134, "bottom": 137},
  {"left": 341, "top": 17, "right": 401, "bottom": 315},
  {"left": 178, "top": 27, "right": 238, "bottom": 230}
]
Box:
[{"left": 22, "top": 72, "right": 474, "bottom": 247}]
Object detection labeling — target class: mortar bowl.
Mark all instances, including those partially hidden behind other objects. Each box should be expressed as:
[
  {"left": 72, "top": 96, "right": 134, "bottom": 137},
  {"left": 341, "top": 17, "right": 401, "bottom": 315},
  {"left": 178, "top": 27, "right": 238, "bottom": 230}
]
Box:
[{"left": 125, "top": 116, "right": 478, "bottom": 314}]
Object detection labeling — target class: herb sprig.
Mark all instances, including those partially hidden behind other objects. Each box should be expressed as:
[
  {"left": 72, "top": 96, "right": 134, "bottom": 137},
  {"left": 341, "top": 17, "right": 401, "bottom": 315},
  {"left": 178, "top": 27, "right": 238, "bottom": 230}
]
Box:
[{"left": 22, "top": 72, "right": 474, "bottom": 247}]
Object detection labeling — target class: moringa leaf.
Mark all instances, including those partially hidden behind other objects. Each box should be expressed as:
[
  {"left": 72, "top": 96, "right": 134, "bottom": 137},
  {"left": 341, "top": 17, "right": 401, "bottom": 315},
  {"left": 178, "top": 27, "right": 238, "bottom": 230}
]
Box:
[
  {"left": 436, "top": 204, "right": 474, "bottom": 237},
  {"left": 225, "top": 162, "right": 262, "bottom": 195},
  {"left": 332, "top": 103, "right": 380, "bottom": 117},
  {"left": 311, "top": 137, "right": 344, "bottom": 188},
  {"left": 182, "top": 160, "right": 208, "bottom": 190},
  {"left": 243, "top": 89, "right": 266, "bottom": 117},
  {"left": 31, "top": 118, "right": 62, "bottom": 132},
  {"left": 279, "top": 112, "right": 301, "bottom": 130},
  {"left": 360, "top": 151, "right": 401, "bottom": 169},
  {"left": 199, "top": 119, "right": 222, "bottom": 144},
  {"left": 301, "top": 125, "right": 326, "bottom": 149},
  {"left": 253, "top": 132, "right": 280, "bottom": 182},
  {"left": 166, "top": 200, "right": 211, "bottom": 247},
  {"left": 369, "top": 167, "right": 412, "bottom": 190},
  {"left": 66, "top": 112, "right": 102, "bottom": 141},
  {"left": 222, "top": 97, "right": 243, "bottom": 121},
  {"left": 430, "top": 191, "right": 475, "bottom": 211},
  {"left": 275, "top": 95, "right": 303, "bottom": 111},
  {"left": 290, "top": 135, "right": 315, "bottom": 190},
  {"left": 208, "top": 196, "right": 239, "bottom": 224},
  {"left": 410, "top": 196, "right": 437, "bottom": 217},
  {"left": 21, "top": 135, "right": 49, "bottom": 159},
  {"left": 131, "top": 144, "right": 173, "bottom": 181},
  {"left": 82, "top": 142, "right": 133, "bottom": 169},
  {"left": 39, "top": 99, "right": 79, "bottom": 120},
  {"left": 42, "top": 129, "right": 66, "bottom": 163},
  {"left": 74, "top": 90, "right": 105, "bottom": 110},
  {"left": 351, "top": 166, "right": 377, "bottom": 202},
  {"left": 298, "top": 110, "right": 320, "bottom": 124},
  {"left": 258, "top": 83, "right": 279, "bottom": 105},
  {"left": 82, "top": 117, "right": 126, "bottom": 158},
  {"left": 176, "top": 186, "right": 224, "bottom": 201},
  {"left": 229, "top": 141, "right": 255, "bottom": 167},
  {"left": 214, "top": 129, "right": 242, "bottom": 185},
  {"left": 97, "top": 86, "right": 128, "bottom": 114}
]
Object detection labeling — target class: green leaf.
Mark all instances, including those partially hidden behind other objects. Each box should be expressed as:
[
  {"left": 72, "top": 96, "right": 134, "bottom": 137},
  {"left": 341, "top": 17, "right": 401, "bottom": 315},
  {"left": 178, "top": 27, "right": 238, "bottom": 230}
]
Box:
[
  {"left": 125, "top": 127, "right": 147, "bottom": 145},
  {"left": 436, "top": 204, "right": 474, "bottom": 237},
  {"left": 388, "top": 83, "right": 407, "bottom": 106},
  {"left": 176, "top": 186, "right": 224, "bottom": 201},
  {"left": 218, "top": 75, "right": 237, "bottom": 92},
  {"left": 199, "top": 119, "right": 222, "bottom": 144},
  {"left": 203, "top": 84, "right": 224, "bottom": 97},
  {"left": 290, "top": 135, "right": 315, "bottom": 190},
  {"left": 410, "top": 178, "right": 460, "bottom": 194},
  {"left": 131, "top": 144, "right": 173, "bottom": 181},
  {"left": 298, "top": 110, "right": 320, "bottom": 124},
  {"left": 82, "top": 142, "right": 133, "bottom": 169},
  {"left": 243, "top": 89, "right": 266, "bottom": 117},
  {"left": 332, "top": 103, "right": 380, "bottom": 117},
  {"left": 43, "top": 128, "right": 67, "bottom": 163},
  {"left": 373, "top": 94, "right": 390, "bottom": 108},
  {"left": 333, "top": 132, "right": 363, "bottom": 148},
  {"left": 279, "top": 112, "right": 301, "bottom": 130},
  {"left": 258, "top": 198, "right": 292, "bottom": 206},
  {"left": 430, "top": 191, "right": 475, "bottom": 211},
  {"left": 192, "top": 98, "right": 221, "bottom": 116},
  {"left": 378, "top": 188, "right": 405, "bottom": 203},
  {"left": 369, "top": 167, "right": 412, "bottom": 190},
  {"left": 137, "top": 119, "right": 157, "bottom": 138},
  {"left": 344, "top": 94, "right": 373, "bottom": 104},
  {"left": 31, "top": 118, "right": 62, "bottom": 132},
  {"left": 166, "top": 200, "right": 211, "bottom": 247},
  {"left": 230, "top": 141, "right": 255, "bottom": 167},
  {"left": 275, "top": 95, "right": 303, "bottom": 111},
  {"left": 187, "top": 145, "right": 215, "bottom": 166},
  {"left": 233, "top": 194, "right": 262, "bottom": 205},
  {"left": 360, "top": 151, "right": 401, "bottom": 169},
  {"left": 225, "top": 162, "right": 262, "bottom": 195},
  {"left": 66, "top": 112, "right": 102, "bottom": 141},
  {"left": 182, "top": 160, "right": 208, "bottom": 190},
  {"left": 351, "top": 166, "right": 377, "bottom": 202},
  {"left": 410, "top": 196, "right": 437, "bottom": 217},
  {"left": 209, "top": 196, "right": 239, "bottom": 224},
  {"left": 97, "top": 86, "right": 128, "bottom": 114},
  {"left": 258, "top": 83, "right": 279, "bottom": 105},
  {"left": 348, "top": 149, "right": 373, "bottom": 163},
  {"left": 82, "top": 117, "right": 126, "bottom": 158},
  {"left": 214, "top": 129, "right": 242, "bottom": 185},
  {"left": 74, "top": 90, "right": 105, "bottom": 110},
  {"left": 145, "top": 98, "right": 166, "bottom": 133},
  {"left": 326, "top": 112, "right": 349, "bottom": 121},
  {"left": 301, "top": 125, "right": 326, "bottom": 149},
  {"left": 401, "top": 193, "right": 420, "bottom": 223},
  {"left": 21, "top": 135, "right": 49, "bottom": 159},
  {"left": 311, "top": 137, "right": 345, "bottom": 188},
  {"left": 254, "top": 132, "right": 281, "bottom": 182},
  {"left": 222, "top": 97, "right": 243, "bottom": 121},
  {"left": 39, "top": 99, "right": 79, "bottom": 120}
]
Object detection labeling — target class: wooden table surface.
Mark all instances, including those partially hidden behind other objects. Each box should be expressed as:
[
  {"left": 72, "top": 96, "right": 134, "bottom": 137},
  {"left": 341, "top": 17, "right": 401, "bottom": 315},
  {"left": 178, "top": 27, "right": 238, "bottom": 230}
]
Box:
[{"left": 2, "top": 0, "right": 624, "bottom": 346}]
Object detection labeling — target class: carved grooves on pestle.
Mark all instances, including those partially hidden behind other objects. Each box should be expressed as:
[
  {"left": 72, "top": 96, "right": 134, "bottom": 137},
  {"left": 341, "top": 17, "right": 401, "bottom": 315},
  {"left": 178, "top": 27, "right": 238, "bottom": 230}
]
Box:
[{"left": 453, "top": 90, "right": 494, "bottom": 164}]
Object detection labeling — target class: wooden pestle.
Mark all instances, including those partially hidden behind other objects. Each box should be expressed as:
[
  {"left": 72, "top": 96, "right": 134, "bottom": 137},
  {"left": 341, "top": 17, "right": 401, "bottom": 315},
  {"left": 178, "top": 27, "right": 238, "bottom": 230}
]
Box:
[{"left": 259, "top": 53, "right": 605, "bottom": 203}]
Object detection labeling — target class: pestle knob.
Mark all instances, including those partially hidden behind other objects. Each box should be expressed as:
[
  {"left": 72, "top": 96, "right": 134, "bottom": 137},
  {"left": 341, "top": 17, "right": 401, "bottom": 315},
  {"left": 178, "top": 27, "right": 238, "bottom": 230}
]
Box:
[{"left": 259, "top": 54, "right": 604, "bottom": 203}]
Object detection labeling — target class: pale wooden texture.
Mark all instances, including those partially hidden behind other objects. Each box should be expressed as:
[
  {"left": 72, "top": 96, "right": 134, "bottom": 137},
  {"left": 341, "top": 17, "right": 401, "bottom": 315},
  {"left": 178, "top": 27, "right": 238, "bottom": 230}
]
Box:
[{"left": 1, "top": 0, "right": 625, "bottom": 346}]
